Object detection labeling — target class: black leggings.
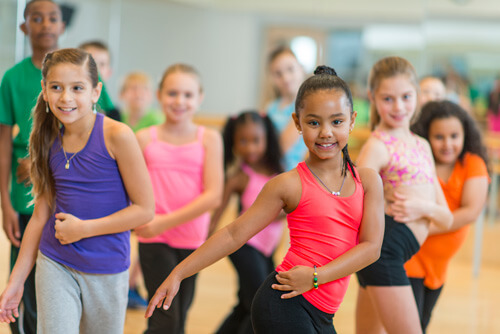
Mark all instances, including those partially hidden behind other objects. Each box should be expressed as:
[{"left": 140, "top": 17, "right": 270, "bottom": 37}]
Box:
[
  {"left": 251, "top": 272, "right": 336, "bottom": 334},
  {"left": 410, "top": 277, "right": 443, "bottom": 333},
  {"left": 216, "top": 244, "right": 275, "bottom": 334},
  {"left": 139, "top": 243, "right": 197, "bottom": 334}
]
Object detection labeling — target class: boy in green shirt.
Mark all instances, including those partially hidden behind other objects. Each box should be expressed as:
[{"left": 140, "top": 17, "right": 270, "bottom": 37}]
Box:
[{"left": 0, "top": 1, "right": 64, "bottom": 332}]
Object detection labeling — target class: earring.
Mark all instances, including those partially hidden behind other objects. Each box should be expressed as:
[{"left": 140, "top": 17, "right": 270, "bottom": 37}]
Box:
[
  {"left": 92, "top": 103, "right": 97, "bottom": 114},
  {"left": 46, "top": 105, "right": 49, "bottom": 113},
  {"left": 298, "top": 130, "right": 303, "bottom": 135}
]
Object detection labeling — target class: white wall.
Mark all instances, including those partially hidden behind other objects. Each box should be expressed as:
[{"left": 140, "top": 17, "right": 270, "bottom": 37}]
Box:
[{"left": 61, "top": 0, "right": 262, "bottom": 115}]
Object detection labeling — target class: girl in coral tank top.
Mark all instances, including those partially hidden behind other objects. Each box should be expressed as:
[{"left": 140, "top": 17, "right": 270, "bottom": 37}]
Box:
[{"left": 145, "top": 66, "right": 385, "bottom": 334}]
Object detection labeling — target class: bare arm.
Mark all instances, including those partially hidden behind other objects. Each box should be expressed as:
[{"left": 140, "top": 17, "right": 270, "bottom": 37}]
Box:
[
  {"left": 144, "top": 172, "right": 298, "bottom": 317},
  {"left": 0, "top": 124, "right": 20, "bottom": 247},
  {"left": 430, "top": 176, "right": 488, "bottom": 234},
  {"left": 272, "top": 168, "right": 385, "bottom": 298},
  {"left": 135, "top": 128, "right": 224, "bottom": 238},
  {"left": 0, "top": 197, "right": 51, "bottom": 323},
  {"left": 53, "top": 120, "right": 155, "bottom": 244}
]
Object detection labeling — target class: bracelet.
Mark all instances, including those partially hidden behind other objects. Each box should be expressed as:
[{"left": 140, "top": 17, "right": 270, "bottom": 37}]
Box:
[{"left": 313, "top": 265, "right": 319, "bottom": 289}]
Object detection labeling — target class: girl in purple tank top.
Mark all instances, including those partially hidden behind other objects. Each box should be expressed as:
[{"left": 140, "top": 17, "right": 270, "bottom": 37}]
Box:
[
  {"left": 209, "top": 110, "right": 284, "bottom": 334},
  {"left": 145, "top": 66, "right": 385, "bottom": 333},
  {"left": 0, "top": 48, "right": 154, "bottom": 333},
  {"left": 134, "top": 64, "right": 224, "bottom": 334}
]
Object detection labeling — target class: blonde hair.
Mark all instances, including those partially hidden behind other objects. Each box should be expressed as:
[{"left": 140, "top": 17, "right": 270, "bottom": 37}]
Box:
[
  {"left": 368, "top": 56, "right": 418, "bottom": 130},
  {"left": 29, "top": 48, "right": 98, "bottom": 209},
  {"left": 158, "top": 64, "right": 203, "bottom": 93},
  {"left": 120, "top": 71, "right": 152, "bottom": 93}
]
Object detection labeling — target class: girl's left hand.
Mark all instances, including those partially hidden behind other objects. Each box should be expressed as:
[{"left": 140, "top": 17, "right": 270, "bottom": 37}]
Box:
[
  {"left": 271, "top": 265, "right": 314, "bottom": 299},
  {"left": 389, "top": 192, "right": 426, "bottom": 223},
  {"left": 54, "top": 213, "right": 85, "bottom": 244}
]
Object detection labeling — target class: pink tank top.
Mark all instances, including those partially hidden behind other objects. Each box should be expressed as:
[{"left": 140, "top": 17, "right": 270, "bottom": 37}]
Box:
[
  {"left": 138, "top": 126, "right": 209, "bottom": 249},
  {"left": 276, "top": 162, "right": 364, "bottom": 314},
  {"left": 372, "top": 129, "right": 434, "bottom": 193},
  {"left": 240, "top": 164, "right": 283, "bottom": 257}
]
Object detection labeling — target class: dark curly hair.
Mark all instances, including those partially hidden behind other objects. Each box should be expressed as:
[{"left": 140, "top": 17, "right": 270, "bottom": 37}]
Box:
[
  {"left": 222, "top": 111, "right": 283, "bottom": 174},
  {"left": 411, "top": 100, "right": 488, "bottom": 167}
]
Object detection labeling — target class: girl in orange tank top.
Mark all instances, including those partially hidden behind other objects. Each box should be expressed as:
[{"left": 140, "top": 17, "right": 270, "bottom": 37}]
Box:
[{"left": 405, "top": 100, "right": 489, "bottom": 332}]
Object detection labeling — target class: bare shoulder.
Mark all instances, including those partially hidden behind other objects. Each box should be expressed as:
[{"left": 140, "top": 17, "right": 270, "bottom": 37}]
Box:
[
  {"left": 102, "top": 117, "right": 137, "bottom": 158},
  {"left": 266, "top": 168, "right": 302, "bottom": 213},
  {"left": 357, "top": 136, "right": 389, "bottom": 170},
  {"left": 135, "top": 126, "right": 152, "bottom": 150},
  {"left": 202, "top": 127, "right": 222, "bottom": 146},
  {"left": 357, "top": 167, "right": 383, "bottom": 194}
]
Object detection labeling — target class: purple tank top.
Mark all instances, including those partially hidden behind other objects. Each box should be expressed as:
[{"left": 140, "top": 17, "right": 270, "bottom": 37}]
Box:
[{"left": 39, "top": 113, "right": 131, "bottom": 274}]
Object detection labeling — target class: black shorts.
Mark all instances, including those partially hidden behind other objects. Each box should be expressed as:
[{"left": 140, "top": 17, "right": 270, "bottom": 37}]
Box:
[
  {"left": 357, "top": 215, "right": 420, "bottom": 287},
  {"left": 251, "top": 272, "right": 336, "bottom": 333}
]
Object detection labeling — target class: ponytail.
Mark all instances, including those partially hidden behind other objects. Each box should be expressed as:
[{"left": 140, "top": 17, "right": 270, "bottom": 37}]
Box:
[{"left": 29, "top": 93, "right": 60, "bottom": 210}]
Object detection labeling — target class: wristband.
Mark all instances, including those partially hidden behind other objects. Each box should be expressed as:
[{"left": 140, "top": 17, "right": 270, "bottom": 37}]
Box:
[{"left": 313, "top": 265, "right": 319, "bottom": 289}]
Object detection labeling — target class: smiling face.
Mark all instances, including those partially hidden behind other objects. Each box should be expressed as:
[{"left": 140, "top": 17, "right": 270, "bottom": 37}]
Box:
[
  {"left": 233, "top": 121, "right": 267, "bottom": 167},
  {"left": 22, "top": 0, "right": 65, "bottom": 52},
  {"left": 420, "top": 77, "right": 446, "bottom": 106},
  {"left": 157, "top": 71, "right": 203, "bottom": 124},
  {"left": 428, "top": 116, "right": 464, "bottom": 165},
  {"left": 42, "top": 62, "right": 101, "bottom": 126},
  {"left": 372, "top": 74, "right": 418, "bottom": 130},
  {"left": 269, "top": 52, "right": 305, "bottom": 100},
  {"left": 294, "top": 89, "right": 355, "bottom": 162}
]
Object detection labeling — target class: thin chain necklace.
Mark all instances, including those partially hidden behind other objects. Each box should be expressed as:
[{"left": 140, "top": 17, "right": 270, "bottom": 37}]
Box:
[
  {"left": 305, "top": 162, "right": 346, "bottom": 196},
  {"left": 62, "top": 116, "right": 95, "bottom": 170}
]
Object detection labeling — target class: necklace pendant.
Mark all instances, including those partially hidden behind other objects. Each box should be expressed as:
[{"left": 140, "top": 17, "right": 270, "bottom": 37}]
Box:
[
  {"left": 332, "top": 191, "right": 340, "bottom": 196},
  {"left": 65, "top": 161, "right": 70, "bottom": 169}
]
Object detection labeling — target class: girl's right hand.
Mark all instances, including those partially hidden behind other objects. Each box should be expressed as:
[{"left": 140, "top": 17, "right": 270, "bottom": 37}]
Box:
[
  {"left": 0, "top": 284, "right": 23, "bottom": 324},
  {"left": 144, "top": 273, "right": 181, "bottom": 318}
]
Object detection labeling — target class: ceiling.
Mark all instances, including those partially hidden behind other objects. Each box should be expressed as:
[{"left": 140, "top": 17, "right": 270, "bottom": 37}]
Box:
[{"left": 169, "top": 0, "right": 500, "bottom": 23}]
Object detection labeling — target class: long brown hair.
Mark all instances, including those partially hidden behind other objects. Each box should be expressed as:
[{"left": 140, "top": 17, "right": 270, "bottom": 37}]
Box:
[
  {"left": 29, "top": 48, "right": 98, "bottom": 209},
  {"left": 158, "top": 63, "right": 203, "bottom": 93},
  {"left": 368, "top": 56, "right": 418, "bottom": 130}
]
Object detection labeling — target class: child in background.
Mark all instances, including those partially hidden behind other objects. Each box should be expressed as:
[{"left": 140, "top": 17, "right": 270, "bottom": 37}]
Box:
[
  {"left": 145, "top": 66, "right": 384, "bottom": 333},
  {"left": 0, "top": 2, "right": 65, "bottom": 332},
  {"left": 405, "top": 100, "right": 489, "bottom": 332},
  {"left": 119, "top": 71, "right": 164, "bottom": 309},
  {"left": 120, "top": 72, "right": 164, "bottom": 132},
  {"left": 0, "top": 48, "right": 154, "bottom": 333},
  {"left": 266, "top": 46, "right": 308, "bottom": 171},
  {"left": 419, "top": 76, "right": 447, "bottom": 107},
  {"left": 209, "top": 111, "right": 284, "bottom": 334},
  {"left": 79, "top": 40, "right": 121, "bottom": 121},
  {"left": 135, "top": 64, "right": 223, "bottom": 333},
  {"left": 355, "top": 56, "right": 453, "bottom": 334}
]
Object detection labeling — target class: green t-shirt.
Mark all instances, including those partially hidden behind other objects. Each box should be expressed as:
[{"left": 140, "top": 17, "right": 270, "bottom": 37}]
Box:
[
  {"left": 122, "top": 109, "right": 164, "bottom": 132},
  {"left": 0, "top": 57, "right": 114, "bottom": 214}
]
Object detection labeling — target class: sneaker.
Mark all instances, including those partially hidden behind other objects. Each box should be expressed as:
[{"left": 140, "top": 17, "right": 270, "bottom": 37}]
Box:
[{"left": 128, "top": 288, "right": 148, "bottom": 309}]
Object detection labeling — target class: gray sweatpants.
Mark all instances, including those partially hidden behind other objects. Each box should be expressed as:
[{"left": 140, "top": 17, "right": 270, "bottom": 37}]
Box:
[{"left": 35, "top": 252, "right": 128, "bottom": 334}]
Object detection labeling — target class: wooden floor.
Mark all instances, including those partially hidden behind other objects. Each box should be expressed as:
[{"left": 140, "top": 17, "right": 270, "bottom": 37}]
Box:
[{"left": 1, "top": 203, "right": 500, "bottom": 333}]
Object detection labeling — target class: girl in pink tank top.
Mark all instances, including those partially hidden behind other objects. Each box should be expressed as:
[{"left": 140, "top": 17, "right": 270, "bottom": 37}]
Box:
[
  {"left": 145, "top": 66, "right": 384, "bottom": 334},
  {"left": 135, "top": 64, "right": 223, "bottom": 334},
  {"left": 209, "top": 111, "right": 284, "bottom": 334}
]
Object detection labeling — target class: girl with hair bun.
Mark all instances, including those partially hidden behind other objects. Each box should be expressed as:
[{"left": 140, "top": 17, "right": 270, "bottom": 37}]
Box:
[{"left": 145, "top": 65, "right": 384, "bottom": 333}]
